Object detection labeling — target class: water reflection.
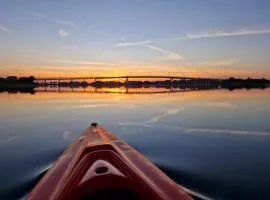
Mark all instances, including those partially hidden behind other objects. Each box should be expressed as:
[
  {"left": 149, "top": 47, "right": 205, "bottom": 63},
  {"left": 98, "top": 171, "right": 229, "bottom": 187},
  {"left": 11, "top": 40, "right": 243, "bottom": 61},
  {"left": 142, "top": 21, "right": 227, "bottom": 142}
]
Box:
[
  {"left": 0, "top": 83, "right": 269, "bottom": 94},
  {"left": 0, "top": 88, "right": 270, "bottom": 199}
]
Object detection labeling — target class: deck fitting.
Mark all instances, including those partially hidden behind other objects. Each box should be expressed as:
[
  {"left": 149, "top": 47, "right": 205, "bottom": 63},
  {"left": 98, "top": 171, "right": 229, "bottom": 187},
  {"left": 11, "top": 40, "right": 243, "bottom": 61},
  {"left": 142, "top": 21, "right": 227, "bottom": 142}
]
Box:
[{"left": 90, "top": 122, "right": 98, "bottom": 127}]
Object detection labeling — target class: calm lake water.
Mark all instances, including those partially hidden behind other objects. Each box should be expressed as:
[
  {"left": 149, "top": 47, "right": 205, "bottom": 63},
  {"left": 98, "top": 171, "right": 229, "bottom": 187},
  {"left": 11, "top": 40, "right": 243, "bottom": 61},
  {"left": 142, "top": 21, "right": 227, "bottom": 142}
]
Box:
[{"left": 0, "top": 88, "right": 270, "bottom": 200}]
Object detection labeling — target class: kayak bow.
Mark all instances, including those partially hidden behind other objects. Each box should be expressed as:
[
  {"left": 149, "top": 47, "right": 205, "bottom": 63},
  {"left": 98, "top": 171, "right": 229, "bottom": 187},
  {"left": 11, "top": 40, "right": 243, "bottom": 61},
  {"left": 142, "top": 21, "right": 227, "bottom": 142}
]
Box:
[{"left": 28, "top": 123, "right": 192, "bottom": 200}]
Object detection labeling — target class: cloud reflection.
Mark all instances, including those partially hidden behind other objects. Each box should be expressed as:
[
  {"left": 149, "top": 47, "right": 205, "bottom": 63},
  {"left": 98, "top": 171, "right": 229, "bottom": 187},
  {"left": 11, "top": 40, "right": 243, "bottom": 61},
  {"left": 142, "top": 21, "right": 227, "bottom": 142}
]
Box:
[
  {"left": 62, "top": 131, "right": 72, "bottom": 140},
  {"left": 118, "top": 123, "right": 270, "bottom": 136},
  {"left": 176, "top": 127, "right": 270, "bottom": 136},
  {"left": 0, "top": 136, "right": 17, "bottom": 144},
  {"left": 146, "top": 108, "right": 184, "bottom": 123},
  {"left": 118, "top": 122, "right": 154, "bottom": 127},
  {"left": 203, "top": 102, "right": 237, "bottom": 108},
  {"left": 75, "top": 104, "right": 111, "bottom": 108}
]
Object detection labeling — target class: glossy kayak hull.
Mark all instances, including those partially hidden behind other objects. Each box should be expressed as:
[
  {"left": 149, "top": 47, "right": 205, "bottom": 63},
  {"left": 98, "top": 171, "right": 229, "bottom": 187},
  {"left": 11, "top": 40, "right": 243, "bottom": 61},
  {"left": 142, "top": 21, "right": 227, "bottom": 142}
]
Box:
[{"left": 28, "top": 124, "right": 192, "bottom": 200}]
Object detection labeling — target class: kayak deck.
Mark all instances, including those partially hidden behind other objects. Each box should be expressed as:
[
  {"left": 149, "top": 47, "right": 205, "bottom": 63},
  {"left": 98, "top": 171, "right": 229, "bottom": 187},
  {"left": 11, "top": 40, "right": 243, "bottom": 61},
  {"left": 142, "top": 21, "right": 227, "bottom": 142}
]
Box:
[{"left": 28, "top": 123, "right": 192, "bottom": 200}]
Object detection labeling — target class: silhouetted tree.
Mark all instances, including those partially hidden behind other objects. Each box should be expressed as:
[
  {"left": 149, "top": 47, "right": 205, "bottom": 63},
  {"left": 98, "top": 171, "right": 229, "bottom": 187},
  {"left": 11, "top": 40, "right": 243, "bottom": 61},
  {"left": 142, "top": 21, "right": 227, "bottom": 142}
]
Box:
[{"left": 6, "top": 76, "right": 17, "bottom": 80}]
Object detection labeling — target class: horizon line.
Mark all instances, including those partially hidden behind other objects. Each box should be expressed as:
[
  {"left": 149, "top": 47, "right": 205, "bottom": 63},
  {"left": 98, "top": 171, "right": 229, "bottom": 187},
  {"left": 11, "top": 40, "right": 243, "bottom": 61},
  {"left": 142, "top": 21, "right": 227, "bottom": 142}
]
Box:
[{"left": 1, "top": 74, "right": 270, "bottom": 80}]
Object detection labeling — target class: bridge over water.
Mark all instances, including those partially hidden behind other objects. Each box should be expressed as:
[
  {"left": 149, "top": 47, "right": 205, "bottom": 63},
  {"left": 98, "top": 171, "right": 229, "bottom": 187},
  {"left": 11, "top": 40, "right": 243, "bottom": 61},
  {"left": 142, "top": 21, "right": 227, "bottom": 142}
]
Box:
[
  {"left": 36, "top": 75, "right": 211, "bottom": 83},
  {"left": 36, "top": 75, "right": 208, "bottom": 81},
  {"left": 35, "top": 87, "right": 217, "bottom": 94}
]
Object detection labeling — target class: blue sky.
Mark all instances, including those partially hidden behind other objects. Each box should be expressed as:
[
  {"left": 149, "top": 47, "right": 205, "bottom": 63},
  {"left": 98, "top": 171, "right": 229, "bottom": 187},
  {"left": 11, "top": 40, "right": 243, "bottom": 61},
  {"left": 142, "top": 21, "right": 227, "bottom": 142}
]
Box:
[{"left": 0, "top": 0, "right": 270, "bottom": 77}]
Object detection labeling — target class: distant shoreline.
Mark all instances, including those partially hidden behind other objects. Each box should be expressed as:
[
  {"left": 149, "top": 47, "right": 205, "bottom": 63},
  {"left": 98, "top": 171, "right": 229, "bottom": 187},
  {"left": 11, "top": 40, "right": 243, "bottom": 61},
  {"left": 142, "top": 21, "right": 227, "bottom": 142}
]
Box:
[{"left": 1, "top": 76, "right": 269, "bottom": 94}]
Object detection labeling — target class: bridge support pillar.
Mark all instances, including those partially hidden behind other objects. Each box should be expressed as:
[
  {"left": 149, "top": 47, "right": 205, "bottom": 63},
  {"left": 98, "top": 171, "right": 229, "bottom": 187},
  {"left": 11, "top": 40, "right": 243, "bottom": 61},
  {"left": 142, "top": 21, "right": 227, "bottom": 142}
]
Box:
[
  {"left": 44, "top": 80, "right": 47, "bottom": 91},
  {"left": 170, "top": 85, "right": 173, "bottom": 92},
  {"left": 170, "top": 77, "right": 174, "bottom": 84},
  {"left": 125, "top": 76, "right": 128, "bottom": 83}
]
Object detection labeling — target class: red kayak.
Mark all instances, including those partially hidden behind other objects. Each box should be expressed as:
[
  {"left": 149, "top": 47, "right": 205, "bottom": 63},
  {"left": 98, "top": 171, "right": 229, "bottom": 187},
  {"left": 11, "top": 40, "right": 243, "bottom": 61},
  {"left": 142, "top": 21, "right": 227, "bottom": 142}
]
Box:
[{"left": 28, "top": 123, "right": 192, "bottom": 200}]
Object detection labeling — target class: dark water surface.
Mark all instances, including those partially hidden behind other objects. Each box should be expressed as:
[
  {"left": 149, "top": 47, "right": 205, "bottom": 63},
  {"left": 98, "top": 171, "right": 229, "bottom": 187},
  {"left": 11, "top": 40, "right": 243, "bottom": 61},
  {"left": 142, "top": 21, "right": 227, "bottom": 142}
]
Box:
[{"left": 0, "top": 88, "right": 270, "bottom": 200}]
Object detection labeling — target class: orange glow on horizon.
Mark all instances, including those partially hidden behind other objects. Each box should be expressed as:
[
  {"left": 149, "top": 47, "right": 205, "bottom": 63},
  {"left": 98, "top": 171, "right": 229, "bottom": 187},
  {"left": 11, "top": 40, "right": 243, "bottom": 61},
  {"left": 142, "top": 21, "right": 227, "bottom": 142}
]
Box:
[
  {"left": 1, "top": 86, "right": 269, "bottom": 106},
  {"left": 0, "top": 64, "right": 269, "bottom": 79}
]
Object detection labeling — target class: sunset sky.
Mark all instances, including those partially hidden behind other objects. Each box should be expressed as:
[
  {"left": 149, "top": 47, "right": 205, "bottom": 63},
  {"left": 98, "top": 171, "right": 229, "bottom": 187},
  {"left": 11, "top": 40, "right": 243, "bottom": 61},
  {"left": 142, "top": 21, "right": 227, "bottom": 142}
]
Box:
[{"left": 0, "top": 0, "right": 270, "bottom": 78}]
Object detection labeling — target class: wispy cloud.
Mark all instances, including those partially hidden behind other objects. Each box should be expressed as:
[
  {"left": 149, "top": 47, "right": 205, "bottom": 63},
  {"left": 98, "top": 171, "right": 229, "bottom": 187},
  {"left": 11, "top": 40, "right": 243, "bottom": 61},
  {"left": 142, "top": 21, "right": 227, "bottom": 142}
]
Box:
[
  {"left": 57, "top": 60, "right": 121, "bottom": 66},
  {"left": 0, "top": 25, "right": 10, "bottom": 32},
  {"left": 117, "top": 28, "right": 270, "bottom": 61},
  {"left": 58, "top": 46, "right": 78, "bottom": 51},
  {"left": 144, "top": 44, "right": 184, "bottom": 60},
  {"left": 117, "top": 40, "right": 184, "bottom": 60},
  {"left": 146, "top": 108, "right": 184, "bottom": 123},
  {"left": 26, "top": 11, "right": 48, "bottom": 19},
  {"left": 117, "top": 28, "right": 270, "bottom": 48},
  {"left": 117, "top": 40, "right": 153, "bottom": 46},
  {"left": 58, "top": 29, "right": 68, "bottom": 37},
  {"left": 89, "top": 24, "right": 97, "bottom": 30},
  {"left": 177, "top": 28, "right": 270, "bottom": 40},
  {"left": 196, "top": 59, "right": 239, "bottom": 66},
  {"left": 119, "top": 35, "right": 127, "bottom": 41},
  {"left": 54, "top": 19, "right": 76, "bottom": 27},
  {"left": 27, "top": 11, "right": 77, "bottom": 28}
]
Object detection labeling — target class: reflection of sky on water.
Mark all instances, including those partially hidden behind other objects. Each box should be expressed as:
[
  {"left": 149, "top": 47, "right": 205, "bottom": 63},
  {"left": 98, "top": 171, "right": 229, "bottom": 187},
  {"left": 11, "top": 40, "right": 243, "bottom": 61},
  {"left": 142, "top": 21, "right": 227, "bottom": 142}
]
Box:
[
  {"left": 0, "top": 88, "right": 270, "bottom": 199},
  {"left": 1, "top": 88, "right": 270, "bottom": 147},
  {"left": 146, "top": 108, "right": 184, "bottom": 123},
  {"left": 0, "top": 88, "right": 270, "bottom": 147}
]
